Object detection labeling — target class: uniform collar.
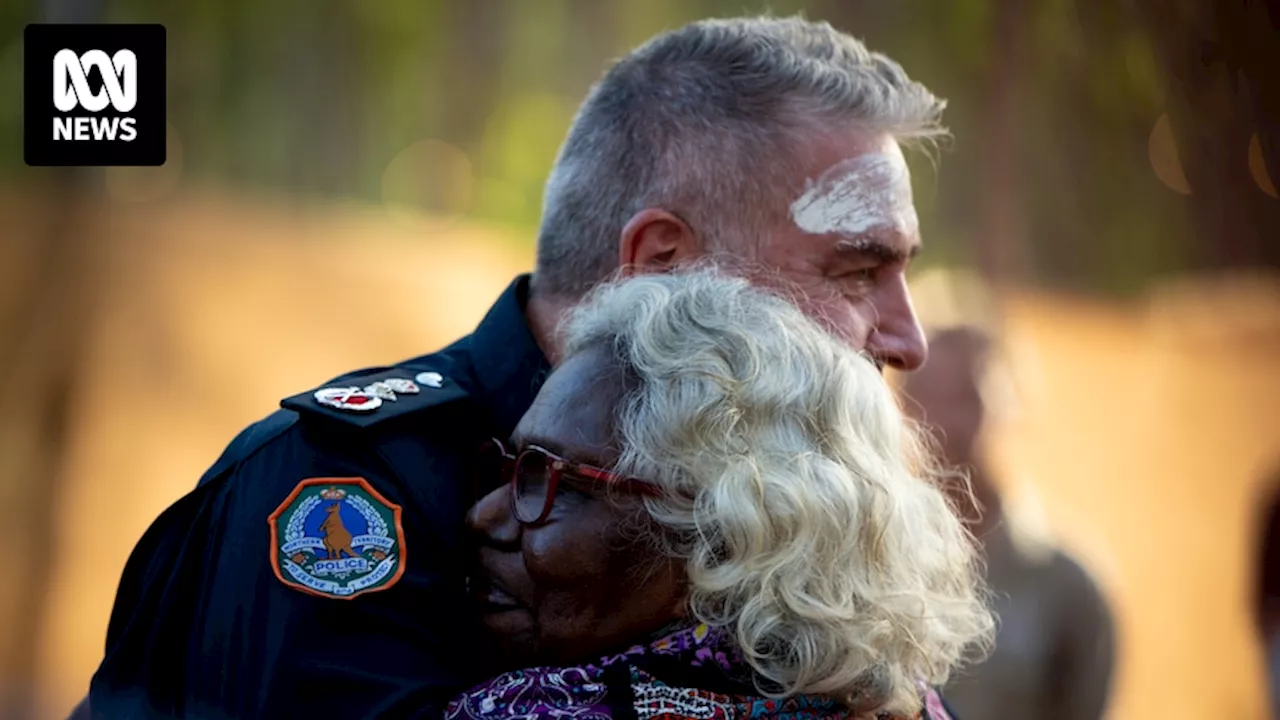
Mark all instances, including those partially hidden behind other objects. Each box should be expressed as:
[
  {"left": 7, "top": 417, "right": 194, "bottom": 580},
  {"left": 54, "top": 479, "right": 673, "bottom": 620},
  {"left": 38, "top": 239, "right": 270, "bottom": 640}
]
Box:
[{"left": 466, "top": 274, "right": 552, "bottom": 438}]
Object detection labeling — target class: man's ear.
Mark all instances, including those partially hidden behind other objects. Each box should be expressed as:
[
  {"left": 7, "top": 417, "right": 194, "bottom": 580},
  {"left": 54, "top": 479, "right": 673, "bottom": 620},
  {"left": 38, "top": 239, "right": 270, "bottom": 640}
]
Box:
[{"left": 617, "top": 208, "right": 703, "bottom": 276}]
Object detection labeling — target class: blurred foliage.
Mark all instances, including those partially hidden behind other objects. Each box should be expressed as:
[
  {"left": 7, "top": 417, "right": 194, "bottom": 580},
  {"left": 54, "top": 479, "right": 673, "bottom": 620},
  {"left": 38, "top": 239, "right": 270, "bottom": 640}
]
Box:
[{"left": 1, "top": 0, "right": 1276, "bottom": 295}]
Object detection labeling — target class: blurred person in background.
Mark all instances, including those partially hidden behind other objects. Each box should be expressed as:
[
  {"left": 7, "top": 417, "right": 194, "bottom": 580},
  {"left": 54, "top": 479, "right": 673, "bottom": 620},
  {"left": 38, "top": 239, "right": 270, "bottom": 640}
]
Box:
[
  {"left": 900, "top": 326, "right": 1115, "bottom": 720},
  {"left": 453, "top": 269, "right": 993, "bottom": 720},
  {"left": 1254, "top": 462, "right": 1280, "bottom": 718},
  {"left": 85, "top": 15, "right": 951, "bottom": 720}
]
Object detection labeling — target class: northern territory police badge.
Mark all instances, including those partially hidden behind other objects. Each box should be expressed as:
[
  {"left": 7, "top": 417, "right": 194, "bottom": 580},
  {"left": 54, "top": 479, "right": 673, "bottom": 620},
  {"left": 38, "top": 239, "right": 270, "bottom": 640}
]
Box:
[{"left": 268, "top": 477, "right": 406, "bottom": 599}]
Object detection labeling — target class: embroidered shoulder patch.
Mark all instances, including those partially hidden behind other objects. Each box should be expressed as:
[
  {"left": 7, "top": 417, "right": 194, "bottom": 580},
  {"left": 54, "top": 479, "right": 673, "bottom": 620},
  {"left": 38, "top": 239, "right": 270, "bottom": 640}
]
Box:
[{"left": 268, "top": 477, "right": 405, "bottom": 599}]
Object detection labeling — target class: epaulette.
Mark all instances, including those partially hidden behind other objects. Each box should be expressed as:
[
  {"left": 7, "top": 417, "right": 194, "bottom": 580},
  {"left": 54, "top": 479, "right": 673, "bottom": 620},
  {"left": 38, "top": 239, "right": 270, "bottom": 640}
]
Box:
[{"left": 281, "top": 364, "right": 469, "bottom": 429}]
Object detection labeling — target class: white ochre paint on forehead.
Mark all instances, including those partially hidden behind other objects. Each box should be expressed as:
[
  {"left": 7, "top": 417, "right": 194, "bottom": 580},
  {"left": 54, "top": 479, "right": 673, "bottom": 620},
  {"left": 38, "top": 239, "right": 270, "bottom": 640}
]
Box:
[{"left": 788, "top": 151, "right": 918, "bottom": 237}]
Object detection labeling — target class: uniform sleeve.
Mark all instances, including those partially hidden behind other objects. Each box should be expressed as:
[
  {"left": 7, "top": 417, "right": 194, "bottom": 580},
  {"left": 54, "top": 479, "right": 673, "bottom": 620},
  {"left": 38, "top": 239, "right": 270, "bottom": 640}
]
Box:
[{"left": 89, "top": 411, "right": 484, "bottom": 719}]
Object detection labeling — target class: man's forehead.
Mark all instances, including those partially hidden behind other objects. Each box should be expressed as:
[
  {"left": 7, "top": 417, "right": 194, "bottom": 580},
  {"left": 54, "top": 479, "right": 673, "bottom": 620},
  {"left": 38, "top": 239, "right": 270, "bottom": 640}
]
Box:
[
  {"left": 805, "top": 128, "right": 901, "bottom": 161},
  {"left": 788, "top": 134, "right": 920, "bottom": 252}
]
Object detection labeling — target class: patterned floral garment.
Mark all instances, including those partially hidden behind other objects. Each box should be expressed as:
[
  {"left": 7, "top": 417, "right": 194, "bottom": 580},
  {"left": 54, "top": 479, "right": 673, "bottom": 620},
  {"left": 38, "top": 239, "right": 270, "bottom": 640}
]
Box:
[{"left": 445, "top": 624, "right": 953, "bottom": 720}]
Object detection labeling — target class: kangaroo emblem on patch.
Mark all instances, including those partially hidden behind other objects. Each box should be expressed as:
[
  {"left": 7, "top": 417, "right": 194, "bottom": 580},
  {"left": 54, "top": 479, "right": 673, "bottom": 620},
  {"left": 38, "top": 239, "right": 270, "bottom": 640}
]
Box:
[{"left": 268, "top": 477, "right": 405, "bottom": 599}]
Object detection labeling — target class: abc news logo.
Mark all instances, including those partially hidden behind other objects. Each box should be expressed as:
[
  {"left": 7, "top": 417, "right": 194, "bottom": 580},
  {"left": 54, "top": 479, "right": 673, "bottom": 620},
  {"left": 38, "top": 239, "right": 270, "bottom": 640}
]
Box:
[
  {"left": 53, "top": 49, "right": 139, "bottom": 142},
  {"left": 25, "top": 24, "right": 165, "bottom": 166}
]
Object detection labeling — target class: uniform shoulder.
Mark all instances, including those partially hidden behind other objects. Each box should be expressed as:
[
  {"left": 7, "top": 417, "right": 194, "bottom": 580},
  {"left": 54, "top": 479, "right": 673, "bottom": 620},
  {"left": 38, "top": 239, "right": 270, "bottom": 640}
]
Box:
[
  {"left": 196, "top": 408, "right": 300, "bottom": 486},
  {"left": 280, "top": 346, "right": 473, "bottom": 430}
]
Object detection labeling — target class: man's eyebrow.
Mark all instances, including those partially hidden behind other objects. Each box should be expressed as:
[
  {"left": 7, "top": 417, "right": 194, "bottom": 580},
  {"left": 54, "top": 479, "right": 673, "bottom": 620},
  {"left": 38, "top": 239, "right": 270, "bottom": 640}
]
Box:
[{"left": 833, "top": 236, "right": 920, "bottom": 263}]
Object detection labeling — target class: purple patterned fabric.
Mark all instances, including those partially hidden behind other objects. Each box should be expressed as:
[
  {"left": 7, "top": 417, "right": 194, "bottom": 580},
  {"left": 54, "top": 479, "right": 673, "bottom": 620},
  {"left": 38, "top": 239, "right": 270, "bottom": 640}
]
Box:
[{"left": 444, "top": 624, "right": 951, "bottom": 720}]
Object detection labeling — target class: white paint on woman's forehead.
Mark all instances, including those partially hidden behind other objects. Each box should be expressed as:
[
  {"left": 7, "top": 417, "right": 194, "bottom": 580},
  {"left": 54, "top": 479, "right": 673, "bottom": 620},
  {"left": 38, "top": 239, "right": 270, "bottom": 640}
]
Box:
[{"left": 788, "top": 151, "right": 918, "bottom": 237}]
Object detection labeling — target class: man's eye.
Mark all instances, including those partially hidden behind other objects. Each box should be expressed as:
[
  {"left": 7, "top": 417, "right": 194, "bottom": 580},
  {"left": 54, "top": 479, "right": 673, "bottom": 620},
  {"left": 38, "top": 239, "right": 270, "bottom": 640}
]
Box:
[{"left": 839, "top": 268, "right": 879, "bottom": 289}]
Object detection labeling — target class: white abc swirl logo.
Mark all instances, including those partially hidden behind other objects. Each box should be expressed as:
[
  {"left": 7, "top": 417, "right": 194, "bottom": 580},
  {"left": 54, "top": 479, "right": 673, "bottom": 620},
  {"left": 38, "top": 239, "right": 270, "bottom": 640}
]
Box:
[{"left": 52, "top": 49, "right": 137, "bottom": 113}]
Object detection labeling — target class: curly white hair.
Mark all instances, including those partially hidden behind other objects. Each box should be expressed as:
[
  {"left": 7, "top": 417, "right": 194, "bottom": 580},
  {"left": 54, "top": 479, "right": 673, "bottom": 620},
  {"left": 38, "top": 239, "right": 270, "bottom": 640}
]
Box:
[{"left": 561, "top": 266, "right": 994, "bottom": 714}]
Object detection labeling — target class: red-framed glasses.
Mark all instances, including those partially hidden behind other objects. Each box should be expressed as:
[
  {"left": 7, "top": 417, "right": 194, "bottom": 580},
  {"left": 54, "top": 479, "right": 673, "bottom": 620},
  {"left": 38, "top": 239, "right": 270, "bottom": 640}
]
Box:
[{"left": 482, "top": 438, "right": 663, "bottom": 525}]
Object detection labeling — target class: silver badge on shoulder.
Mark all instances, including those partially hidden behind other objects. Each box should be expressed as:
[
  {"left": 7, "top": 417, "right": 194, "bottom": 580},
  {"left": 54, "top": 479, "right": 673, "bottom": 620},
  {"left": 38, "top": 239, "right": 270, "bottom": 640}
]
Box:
[
  {"left": 314, "top": 376, "right": 427, "bottom": 413},
  {"left": 365, "top": 378, "right": 420, "bottom": 401},
  {"left": 415, "top": 371, "right": 444, "bottom": 388},
  {"left": 314, "top": 387, "right": 382, "bottom": 412}
]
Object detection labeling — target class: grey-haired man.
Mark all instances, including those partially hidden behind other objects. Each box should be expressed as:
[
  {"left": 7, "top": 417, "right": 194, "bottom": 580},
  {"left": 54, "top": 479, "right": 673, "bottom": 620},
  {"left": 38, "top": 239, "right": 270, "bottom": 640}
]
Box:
[{"left": 87, "top": 16, "right": 958, "bottom": 719}]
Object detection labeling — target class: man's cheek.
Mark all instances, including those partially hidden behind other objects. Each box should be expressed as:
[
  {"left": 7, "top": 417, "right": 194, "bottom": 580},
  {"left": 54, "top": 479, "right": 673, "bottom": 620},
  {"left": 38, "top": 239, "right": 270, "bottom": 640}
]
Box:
[{"left": 830, "top": 303, "right": 874, "bottom": 349}]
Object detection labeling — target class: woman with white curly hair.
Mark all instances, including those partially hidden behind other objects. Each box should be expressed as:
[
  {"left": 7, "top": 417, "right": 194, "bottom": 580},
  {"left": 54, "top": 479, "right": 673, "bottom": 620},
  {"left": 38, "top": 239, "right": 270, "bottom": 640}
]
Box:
[{"left": 453, "top": 268, "right": 994, "bottom": 720}]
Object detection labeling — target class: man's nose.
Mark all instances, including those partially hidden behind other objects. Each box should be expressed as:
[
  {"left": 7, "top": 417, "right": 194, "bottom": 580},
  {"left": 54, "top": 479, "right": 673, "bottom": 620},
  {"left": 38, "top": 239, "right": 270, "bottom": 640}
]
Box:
[
  {"left": 465, "top": 484, "right": 520, "bottom": 545},
  {"left": 868, "top": 276, "right": 928, "bottom": 372}
]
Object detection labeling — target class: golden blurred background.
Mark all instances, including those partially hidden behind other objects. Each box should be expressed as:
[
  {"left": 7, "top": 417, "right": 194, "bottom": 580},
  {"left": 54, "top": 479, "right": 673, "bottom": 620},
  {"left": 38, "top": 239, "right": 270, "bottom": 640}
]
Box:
[{"left": 2, "top": 1, "right": 1279, "bottom": 718}]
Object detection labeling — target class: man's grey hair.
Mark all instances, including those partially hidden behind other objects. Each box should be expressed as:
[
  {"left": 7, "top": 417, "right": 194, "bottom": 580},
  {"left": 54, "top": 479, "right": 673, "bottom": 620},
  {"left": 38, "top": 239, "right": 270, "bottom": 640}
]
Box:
[
  {"left": 560, "top": 266, "right": 994, "bottom": 714},
  {"left": 535, "top": 15, "right": 947, "bottom": 297}
]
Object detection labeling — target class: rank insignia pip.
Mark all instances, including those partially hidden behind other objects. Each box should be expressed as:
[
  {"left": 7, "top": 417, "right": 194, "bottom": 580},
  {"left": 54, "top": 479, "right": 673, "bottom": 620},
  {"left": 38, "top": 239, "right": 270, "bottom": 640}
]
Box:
[
  {"left": 415, "top": 371, "right": 445, "bottom": 388},
  {"left": 268, "top": 477, "right": 406, "bottom": 600},
  {"left": 313, "top": 377, "right": 422, "bottom": 413}
]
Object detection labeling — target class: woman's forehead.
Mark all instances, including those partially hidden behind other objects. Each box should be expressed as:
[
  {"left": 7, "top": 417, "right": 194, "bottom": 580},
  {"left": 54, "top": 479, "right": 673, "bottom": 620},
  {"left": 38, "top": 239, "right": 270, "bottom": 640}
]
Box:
[{"left": 513, "top": 348, "right": 623, "bottom": 460}]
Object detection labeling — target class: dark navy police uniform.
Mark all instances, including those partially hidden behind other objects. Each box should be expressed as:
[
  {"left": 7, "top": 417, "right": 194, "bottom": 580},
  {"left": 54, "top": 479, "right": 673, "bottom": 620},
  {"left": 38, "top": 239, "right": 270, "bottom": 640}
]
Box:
[
  {"left": 83, "top": 273, "right": 964, "bottom": 720},
  {"left": 87, "top": 276, "right": 550, "bottom": 719}
]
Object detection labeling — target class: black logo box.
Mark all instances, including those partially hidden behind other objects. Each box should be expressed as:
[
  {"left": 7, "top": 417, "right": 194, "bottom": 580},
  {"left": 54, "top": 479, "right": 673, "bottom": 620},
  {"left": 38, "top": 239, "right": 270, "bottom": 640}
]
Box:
[{"left": 24, "top": 24, "right": 166, "bottom": 167}]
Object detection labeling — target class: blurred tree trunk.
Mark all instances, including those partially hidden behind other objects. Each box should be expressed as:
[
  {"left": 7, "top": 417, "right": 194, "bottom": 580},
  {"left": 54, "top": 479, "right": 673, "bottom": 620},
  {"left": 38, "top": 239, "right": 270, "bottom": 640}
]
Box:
[
  {"left": 0, "top": 5, "right": 104, "bottom": 719},
  {"left": 811, "top": 0, "right": 890, "bottom": 41},
  {"left": 440, "top": 0, "right": 509, "bottom": 151},
  {"left": 975, "top": 0, "right": 1031, "bottom": 285},
  {"left": 0, "top": 187, "right": 104, "bottom": 715},
  {"left": 290, "top": 2, "right": 359, "bottom": 197},
  {"left": 566, "top": 0, "right": 618, "bottom": 92},
  {"left": 0, "top": 175, "right": 99, "bottom": 720},
  {"left": 1135, "top": 0, "right": 1280, "bottom": 269},
  {"left": 1037, "top": 0, "right": 1113, "bottom": 291}
]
